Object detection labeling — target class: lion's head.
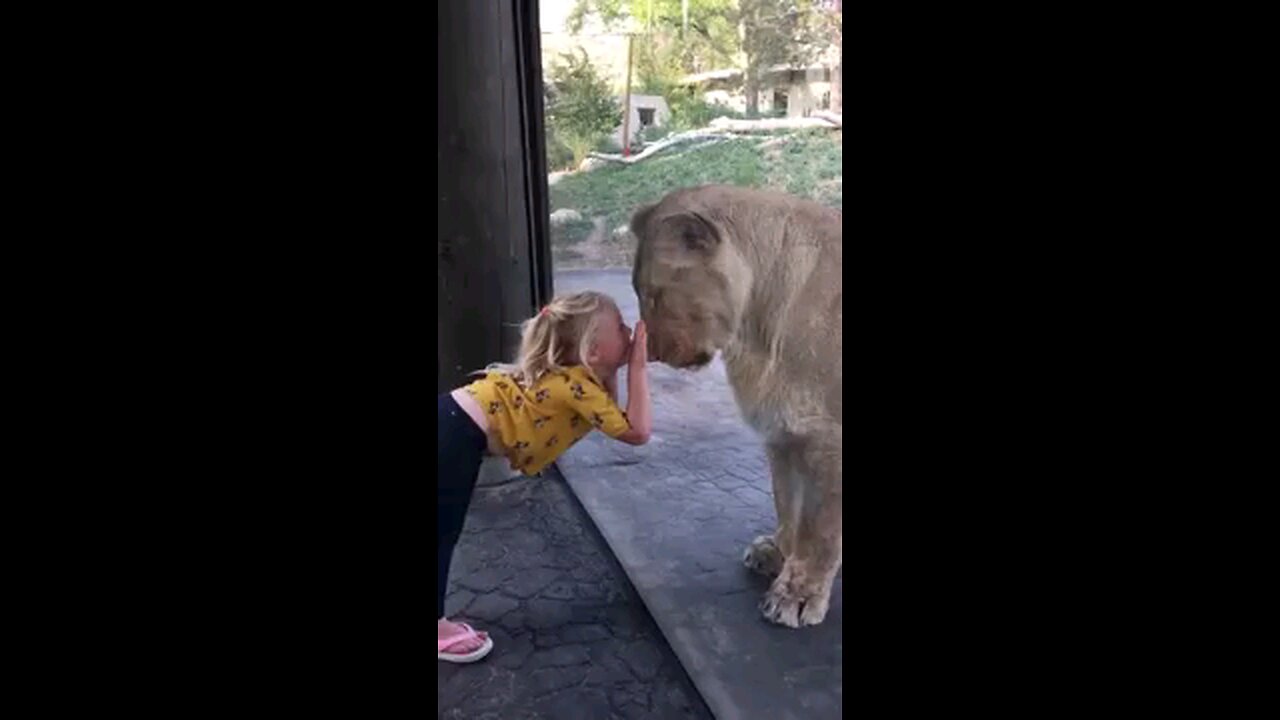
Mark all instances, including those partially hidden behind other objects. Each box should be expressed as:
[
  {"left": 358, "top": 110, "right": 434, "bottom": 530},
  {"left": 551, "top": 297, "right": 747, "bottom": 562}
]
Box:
[{"left": 629, "top": 191, "right": 750, "bottom": 369}]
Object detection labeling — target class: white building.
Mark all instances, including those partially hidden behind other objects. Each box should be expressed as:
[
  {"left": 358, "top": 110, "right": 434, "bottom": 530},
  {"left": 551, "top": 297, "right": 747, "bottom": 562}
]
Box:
[{"left": 614, "top": 94, "right": 671, "bottom": 147}]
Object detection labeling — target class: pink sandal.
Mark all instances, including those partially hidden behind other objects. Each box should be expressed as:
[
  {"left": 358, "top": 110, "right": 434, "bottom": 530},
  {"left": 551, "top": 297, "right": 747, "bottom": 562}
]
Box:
[{"left": 437, "top": 622, "right": 493, "bottom": 663}]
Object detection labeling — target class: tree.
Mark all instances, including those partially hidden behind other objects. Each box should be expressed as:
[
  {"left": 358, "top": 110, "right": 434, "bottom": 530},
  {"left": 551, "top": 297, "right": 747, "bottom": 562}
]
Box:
[
  {"left": 569, "top": 0, "right": 739, "bottom": 74},
  {"left": 568, "top": 0, "right": 836, "bottom": 116},
  {"left": 737, "top": 0, "right": 831, "bottom": 115},
  {"left": 545, "top": 50, "right": 623, "bottom": 169},
  {"left": 815, "top": 0, "right": 841, "bottom": 112}
]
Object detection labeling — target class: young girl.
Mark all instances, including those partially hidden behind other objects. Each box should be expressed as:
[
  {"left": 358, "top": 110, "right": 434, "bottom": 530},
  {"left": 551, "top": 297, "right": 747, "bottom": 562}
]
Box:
[{"left": 437, "top": 290, "right": 651, "bottom": 663}]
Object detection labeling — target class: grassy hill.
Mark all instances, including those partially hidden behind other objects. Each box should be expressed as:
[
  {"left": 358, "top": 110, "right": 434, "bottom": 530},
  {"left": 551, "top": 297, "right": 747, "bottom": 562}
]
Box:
[{"left": 550, "top": 130, "right": 842, "bottom": 269}]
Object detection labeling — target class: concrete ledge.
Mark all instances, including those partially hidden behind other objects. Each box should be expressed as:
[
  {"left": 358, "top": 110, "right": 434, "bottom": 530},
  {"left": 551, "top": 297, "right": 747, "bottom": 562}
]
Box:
[{"left": 554, "top": 269, "right": 842, "bottom": 720}]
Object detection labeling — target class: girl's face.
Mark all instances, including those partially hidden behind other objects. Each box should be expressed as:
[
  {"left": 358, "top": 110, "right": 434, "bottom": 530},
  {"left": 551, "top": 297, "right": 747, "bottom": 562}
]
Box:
[{"left": 589, "top": 306, "right": 632, "bottom": 372}]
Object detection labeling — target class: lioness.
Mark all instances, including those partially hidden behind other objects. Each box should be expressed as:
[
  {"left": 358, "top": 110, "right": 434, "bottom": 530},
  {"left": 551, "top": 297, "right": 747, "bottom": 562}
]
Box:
[{"left": 631, "top": 185, "right": 841, "bottom": 628}]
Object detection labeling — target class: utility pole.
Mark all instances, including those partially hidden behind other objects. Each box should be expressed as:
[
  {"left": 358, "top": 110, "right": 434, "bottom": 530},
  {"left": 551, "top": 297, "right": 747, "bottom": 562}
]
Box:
[{"left": 621, "top": 33, "right": 635, "bottom": 157}]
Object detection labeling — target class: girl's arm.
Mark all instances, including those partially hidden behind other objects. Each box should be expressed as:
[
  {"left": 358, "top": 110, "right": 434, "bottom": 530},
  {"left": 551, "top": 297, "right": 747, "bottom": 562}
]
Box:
[{"left": 615, "top": 321, "right": 651, "bottom": 445}]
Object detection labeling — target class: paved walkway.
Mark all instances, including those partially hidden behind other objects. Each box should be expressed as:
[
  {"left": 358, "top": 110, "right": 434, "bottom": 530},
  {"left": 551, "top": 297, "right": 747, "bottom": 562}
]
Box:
[
  {"left": 438, "top": 460, "right": 712, "bottom": 720},
  {"left": 554, "top": 269, "right": 843, "bottom": 720}
]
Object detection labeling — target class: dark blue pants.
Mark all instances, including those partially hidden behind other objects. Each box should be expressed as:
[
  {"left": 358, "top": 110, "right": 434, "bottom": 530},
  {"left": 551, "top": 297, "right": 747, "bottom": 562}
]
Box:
[{"left": 438, "top": 392, "right": 486, "bottom": 619}]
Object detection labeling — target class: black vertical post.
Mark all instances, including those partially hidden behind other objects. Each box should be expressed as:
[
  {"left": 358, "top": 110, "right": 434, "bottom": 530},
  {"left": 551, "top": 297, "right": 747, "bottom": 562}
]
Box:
[{"left": 438, "top": 0, "right": 553, "bottom": 394}]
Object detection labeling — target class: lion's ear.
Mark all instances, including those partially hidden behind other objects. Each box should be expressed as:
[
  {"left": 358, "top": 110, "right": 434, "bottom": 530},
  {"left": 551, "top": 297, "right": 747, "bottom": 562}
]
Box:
[
  {"left": 662, "top": 211, "right": 721, "bottom": 254},
  {"left": 630, "top": 203, "right": 658, "bottom": 239}
]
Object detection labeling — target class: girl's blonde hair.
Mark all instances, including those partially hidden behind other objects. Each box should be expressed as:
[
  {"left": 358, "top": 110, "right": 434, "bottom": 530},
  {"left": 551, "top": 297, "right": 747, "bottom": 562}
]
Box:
[{"left": 485, "top": 290, "right": 617, "bottom": 387}]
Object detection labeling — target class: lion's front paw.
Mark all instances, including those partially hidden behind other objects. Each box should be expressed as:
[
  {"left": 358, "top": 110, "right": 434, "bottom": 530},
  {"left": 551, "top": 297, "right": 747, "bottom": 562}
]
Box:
[
  {"left": 760, "top": 577, "right": 831, "bottom": 628},
  {"left": 742, "top": 535, "right": 784, "bottom": 577}
]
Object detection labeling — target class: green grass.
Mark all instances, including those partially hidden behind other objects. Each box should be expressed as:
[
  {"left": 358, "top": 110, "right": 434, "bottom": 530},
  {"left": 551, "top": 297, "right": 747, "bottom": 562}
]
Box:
[
  {"left": 549, "top": 131, "right": 841, "bottom": 240},
  {"left": 550, "top": 138, "right": 767, "bottom": 234},
  {"left": 767, "top": 131, "right": 843, "bottom": 208}
]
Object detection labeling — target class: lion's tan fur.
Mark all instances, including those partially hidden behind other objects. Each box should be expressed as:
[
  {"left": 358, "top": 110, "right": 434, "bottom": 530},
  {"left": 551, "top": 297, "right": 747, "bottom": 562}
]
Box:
[{"left": 631, "top": 185, "right": 842, "bottom": 628}]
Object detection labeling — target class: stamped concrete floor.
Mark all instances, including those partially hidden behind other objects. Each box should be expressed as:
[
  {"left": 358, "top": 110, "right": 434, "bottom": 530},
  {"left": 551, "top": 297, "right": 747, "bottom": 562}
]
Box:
[
  {"left": 554, "top": 269, "right": 843, "bottom": 720},
  {"left": 438, "top": 460, "right": 712, "bottom": 720}
]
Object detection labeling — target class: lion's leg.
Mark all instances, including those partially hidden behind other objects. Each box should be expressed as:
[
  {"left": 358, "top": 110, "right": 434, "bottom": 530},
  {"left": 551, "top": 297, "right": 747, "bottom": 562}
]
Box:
[
  {"left": 759, "top": 432, "right": 842, "bottom": 628},
  {"left": 743, "top": 441, "right": 798, "bottom": 577}
]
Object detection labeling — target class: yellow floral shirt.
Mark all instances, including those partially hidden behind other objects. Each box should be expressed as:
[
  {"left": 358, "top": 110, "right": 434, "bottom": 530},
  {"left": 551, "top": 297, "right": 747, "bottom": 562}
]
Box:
[{"left": 465, "top": 366, "right": 631, "bottom": 475}]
